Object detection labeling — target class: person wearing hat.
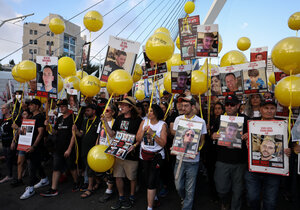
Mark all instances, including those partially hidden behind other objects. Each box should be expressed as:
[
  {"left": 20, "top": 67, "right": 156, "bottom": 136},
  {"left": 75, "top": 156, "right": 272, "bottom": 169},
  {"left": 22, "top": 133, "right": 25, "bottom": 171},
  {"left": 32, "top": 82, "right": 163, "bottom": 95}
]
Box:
[
  {"left": 40, "top": 99, "right": 79, "bottom": 197},
  {"left": 211, "top": 95, "right": 249, "bottom": 210},
  {"left": 244, "top": 98, "right": 291, "bottom": 210},
  {"left": 72, "top": 103, "right": 100, "bottom": 199},
  {"left": 171, "top": 95, "right": 207, "bottom": 210},
  {"left": 20, "top": 99, "right": 48, "bottom": 200},
  {"left": 102, "top": 96, "right": 142, "bottom": 209}
]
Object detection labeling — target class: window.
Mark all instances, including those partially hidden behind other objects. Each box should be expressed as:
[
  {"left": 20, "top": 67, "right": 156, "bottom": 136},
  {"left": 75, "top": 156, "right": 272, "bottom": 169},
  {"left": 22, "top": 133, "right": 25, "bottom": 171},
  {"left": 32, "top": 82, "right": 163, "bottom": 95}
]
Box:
[
  {"left": 34, "top": 40, "right": 37, "bottom": 45},
  {"left": 51, "top": 41, "right": 54, "bottom": 46},
  {"left": 34, "top": 49, "right": 37, "bottom": 54},
  {"left": 30, "top": 30, "right": 33, "bottom": 35},
  {"left": 34, "top": 30, "right": 37, "bottom": 35},
  {"left": 47, "top": 31, "right": 50, "bottom": 36},
  {"left": 51, "top": 32, "right": 54, "bottom": 37},
  {"left": 29, "top": 49, "right": 33, "bottom": 54},
  {"left": 46, "top": 50, "right": 49, "bottom": 55},
  {"left": 29, "top": 40, "right": 33, "bottom": 44},
  {"left": 63, "top": 34, "right": 76, "bottom": 60}
]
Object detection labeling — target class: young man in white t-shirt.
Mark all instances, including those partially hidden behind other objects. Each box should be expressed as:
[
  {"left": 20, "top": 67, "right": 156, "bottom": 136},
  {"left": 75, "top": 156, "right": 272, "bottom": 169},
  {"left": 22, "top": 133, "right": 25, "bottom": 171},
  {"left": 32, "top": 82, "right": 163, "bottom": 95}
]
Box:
[{"left": 171, "top": 95, "right": 207, "bottom": 210}]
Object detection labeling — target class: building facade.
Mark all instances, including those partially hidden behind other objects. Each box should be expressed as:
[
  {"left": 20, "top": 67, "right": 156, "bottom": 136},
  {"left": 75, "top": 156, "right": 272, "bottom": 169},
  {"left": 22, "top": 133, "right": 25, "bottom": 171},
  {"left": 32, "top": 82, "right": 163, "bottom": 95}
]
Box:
[{"left": 22, "top": 13, "right": 86, "bottom": 68}]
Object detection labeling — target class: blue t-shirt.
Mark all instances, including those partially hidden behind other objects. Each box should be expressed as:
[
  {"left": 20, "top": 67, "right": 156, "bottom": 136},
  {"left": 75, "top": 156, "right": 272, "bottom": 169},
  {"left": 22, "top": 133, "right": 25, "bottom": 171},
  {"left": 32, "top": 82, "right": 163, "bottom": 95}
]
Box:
[{"left": 245, "top": 78, "right": 265, "bottom": 90}]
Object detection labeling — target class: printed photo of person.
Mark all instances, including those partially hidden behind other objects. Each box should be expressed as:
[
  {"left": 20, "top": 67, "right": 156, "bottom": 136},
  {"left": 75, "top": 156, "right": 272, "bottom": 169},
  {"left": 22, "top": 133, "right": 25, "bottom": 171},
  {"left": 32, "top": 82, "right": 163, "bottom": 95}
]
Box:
[
  {"left": 196, "top": 24, "right": 218, "bottom": 57},
  {"left": 259, "top": 136, "right": 280, "bottom": 161},
  {"left": 104, "top": 50, "right": 127, "bottom": 71},
  {"left": 36, "top": 64, "right": 57, "bottom": 96},
  {"left": 244, "top": 69, "right": 266, "bottom": 90},
  {"left": 182, "top": 129, "right": 198, "bottom": 152},
  {"left": 220, "top": 72, "right": 243, "bottom": 94},
  {"left": 171, "top": 70, "right": 191, "bottom": 94},
  {"left": 28, "top": 79, "right": 37, "bottom": 95},
  {"left": 211, "top": 75, "right": 222, "bottom": 96}
]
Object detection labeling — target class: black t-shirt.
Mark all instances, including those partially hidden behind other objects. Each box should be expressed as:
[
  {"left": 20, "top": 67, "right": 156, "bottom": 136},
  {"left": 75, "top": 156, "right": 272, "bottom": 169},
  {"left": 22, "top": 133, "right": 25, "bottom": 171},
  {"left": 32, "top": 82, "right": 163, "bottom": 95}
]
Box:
[
  {"left": 112, "top": 115, "right": 142, "bottom": 161},
  {"left": 81, "top": 116, "right": 100, "bottom": 157},
  {"left": 31, "top": 113, "right": 45, "bottom": 147},
  {"left": 211, "top": 114, "right": 249, "bottom": 164},
  {"left": 0, "top": 117, "right": 14, "bottom": 147},
  {"left": 54, "top": 114, "right": 74, "bottom": 155}
]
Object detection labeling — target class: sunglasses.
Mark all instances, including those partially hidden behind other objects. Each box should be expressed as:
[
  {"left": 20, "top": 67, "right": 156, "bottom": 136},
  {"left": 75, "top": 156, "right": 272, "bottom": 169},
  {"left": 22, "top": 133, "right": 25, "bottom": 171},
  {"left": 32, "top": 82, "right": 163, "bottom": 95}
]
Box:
[
  {"left": 225, "top": 103, "right": 236, "bottom": 107},
  {"left": 106, "top": 109, "right": 112, "bottom": 113},
  {"left": 185, "top": 133, "right": 194, "bottom": 138}
]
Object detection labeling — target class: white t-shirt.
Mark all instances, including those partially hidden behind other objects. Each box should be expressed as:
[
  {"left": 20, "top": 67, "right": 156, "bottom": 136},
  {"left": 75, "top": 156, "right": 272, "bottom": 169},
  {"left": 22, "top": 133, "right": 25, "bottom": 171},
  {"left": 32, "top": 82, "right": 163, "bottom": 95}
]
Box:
[
  {"left": 140, "top": 119, "right": 166, "bottom": 159},
  {"left": 173, "top": 115, "right": 207, "bottom": 162},
  {"left": 253, "top": 110, "right": 261, "bottom": 118},
  {"left": 97, "top": 119, "right": 114, "bottom": 146}
]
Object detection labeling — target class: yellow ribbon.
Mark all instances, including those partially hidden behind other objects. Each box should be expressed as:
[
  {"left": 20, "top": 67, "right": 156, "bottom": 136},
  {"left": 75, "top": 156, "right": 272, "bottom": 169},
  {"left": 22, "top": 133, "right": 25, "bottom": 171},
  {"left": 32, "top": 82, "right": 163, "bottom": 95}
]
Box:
[
  {"left": 207, "top": 58, "right": 212, "bottom": 134},
  {"left": 101, "top": 93, "right": 114, "bottom": 145},
  {"left": 163, "top": 94, "right": 174, "bottom": 121},
  {"left": 47, "top": 98, "right": 54, "bottom": 135},
  {"left": 85, "top": 116, "right": 97, "bottom": 134}
]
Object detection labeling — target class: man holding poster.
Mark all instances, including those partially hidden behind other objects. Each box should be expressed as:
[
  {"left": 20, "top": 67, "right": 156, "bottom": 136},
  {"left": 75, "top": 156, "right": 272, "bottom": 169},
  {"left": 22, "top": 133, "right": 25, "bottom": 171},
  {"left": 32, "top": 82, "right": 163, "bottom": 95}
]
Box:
[
  {"left": 170, "top": 95, "right": 207, "bottom": 210},
  {"left": 245, "top": 98, "right": 291, "bottom": 210},
  {"left": 211, "top": 95, "right": 249, "bottom": 210}
]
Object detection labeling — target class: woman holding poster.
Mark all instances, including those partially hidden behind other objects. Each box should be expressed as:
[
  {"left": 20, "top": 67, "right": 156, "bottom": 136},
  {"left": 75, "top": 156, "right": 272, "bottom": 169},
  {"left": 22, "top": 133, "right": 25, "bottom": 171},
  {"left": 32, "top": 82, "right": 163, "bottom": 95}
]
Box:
[{"left": 136, "top": 104, "right": 167, "bottom": 210}]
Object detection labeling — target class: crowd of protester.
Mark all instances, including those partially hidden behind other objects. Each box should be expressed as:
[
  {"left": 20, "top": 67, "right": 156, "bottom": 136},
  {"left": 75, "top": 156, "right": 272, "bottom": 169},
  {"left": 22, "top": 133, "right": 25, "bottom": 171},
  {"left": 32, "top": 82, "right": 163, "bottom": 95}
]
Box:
[{"left": 0, "top": 90, "right": 300, "bottom": 210}]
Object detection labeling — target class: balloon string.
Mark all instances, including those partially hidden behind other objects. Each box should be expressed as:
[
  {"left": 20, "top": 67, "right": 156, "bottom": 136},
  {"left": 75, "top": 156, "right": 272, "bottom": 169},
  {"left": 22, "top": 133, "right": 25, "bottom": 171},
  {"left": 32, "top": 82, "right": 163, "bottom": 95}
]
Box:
[
  {"left": 296, "top": 30, "right": 298, "bottom": 37},
  {"left": 199, "top": 94, "right": 203, "bottom": 119},
  {"left": 47, "top": 98, "right": 54, "bottom": 135},
  {"left": 13, "top": 85, "right": 24, "bottom": 143},
  {"left": 198, "top": 138, "right": 205, "bottom": 151},
  {"left": 149, "top": 65, "right": 157, "bottom": 113},
  {"left": 207, "top": 58, "right": 212, "bottom": 135},
  {"left": 163, "top": 93, "right": 174, "bottom": 121}
]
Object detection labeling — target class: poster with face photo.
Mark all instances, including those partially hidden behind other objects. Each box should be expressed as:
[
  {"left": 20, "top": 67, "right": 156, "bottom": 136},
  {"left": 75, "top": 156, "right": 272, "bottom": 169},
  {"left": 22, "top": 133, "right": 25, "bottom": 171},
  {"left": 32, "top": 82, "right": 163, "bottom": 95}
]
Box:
[
  {"left": 101, "top": 36, "right": 140, "bottom": 82},
  {"left": 250, "top": 47, "right": 268, "bottom": 64},
  {"left": 292, "top": 115, "right": 300, "bottom": 142},
  {"left": 274, "top": 71, "right": 288, "bottom": 84},
  {"left": 143, "top": 46, "right": 167, "bottom": 77},
  {"left": 248, "top": 120, "right": 289, "bottom": 176},
  {"left": 243, "top": 61, "right": 267, "bottom": 94},
  {"left": 218, "top": 115, "right": 244, "bottom": 149},
  {"left": 171, "top": 64, "right": 192, "bottom": 94},
  {"left": 81, "top": 42, "right": 91, "bottom": 69},
  {"left": 209, "top": 66, "right": 222, "bottom": 96},
  {"left": 36, "top": 56, "right": 58, "bottom": 98},
  {"left": 276, "top": 102, "right": 300, "bottom": 120},
  {"left": 219, "top": 63, "right": 244, "bottom": 96},
  {"left": 171, "top": 119, "right": 203, "bottom": 159},
  {"left": 105, "top": 131, "right": 135, "bottom": 160},
  {"left": 178, "top": 15, "right": 200, "bottom": 60},
  {"left": 196, "top": 24, "right": 218, "bottom": 57},
  {"left": 17, "top": 119, "right": 36, "bottom": 151}
]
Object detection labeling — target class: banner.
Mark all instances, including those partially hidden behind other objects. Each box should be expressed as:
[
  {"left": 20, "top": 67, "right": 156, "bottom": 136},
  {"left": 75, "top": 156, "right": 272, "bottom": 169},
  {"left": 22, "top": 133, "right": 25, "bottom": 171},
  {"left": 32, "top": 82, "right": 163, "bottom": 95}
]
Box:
[
  {"left": 218, "top": 115, "right": 244, "bottom": 149},
  {"left": 105, "top": 131, "right": 136, "bottom": 160},
  {"left": 250, "top": 46, "right": 268, "bottom": 64},
  {"left": 101, "top": 36, "right": 140, "bottom": 82},
  {"left": 171, "top": 64, "right": 192, "bottom": 94},
  {"left": 178, "top": 15, "right": 200, "bottom": 60},
  {"left": 171, "top": 119, "right": 203, "bottom": 159},
  {"left": 196, "top": 24, "right": 218, "bottom": 57},
  {"left": 248, "top": 120, "right": 289, "bottom": 176},
  {"left": 17, "top": 119, "right": 36, "bottom": 151},
  {"left": 242, "top": 61, "right": 267, "bottom": 94},
  {"left": 36, "top": 56, "right": 58, "bottom": 98}
]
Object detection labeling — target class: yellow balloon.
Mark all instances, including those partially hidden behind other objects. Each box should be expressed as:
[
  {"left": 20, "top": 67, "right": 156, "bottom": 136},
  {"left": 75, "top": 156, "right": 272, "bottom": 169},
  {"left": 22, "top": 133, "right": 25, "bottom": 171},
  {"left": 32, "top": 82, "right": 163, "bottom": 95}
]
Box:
[
  {"left": 271, "top": 37, "right": 300, "bottom": 75},
  {"left": 58, "top": 75, "right": 63, "bottom": 93},
  {"left": 268, "top": 81, "right": 272, "bottom": 87},
  {"left": 268, "top": 72, "right": 275, "bottom": 84},
  {"left": 132, "top": 64, "right": 143, "bottom": 83},
  {"left": 107, "top": 70, "right": 133, "bottom": 95},
  {"left": 135, "top": 89, "right": 145, "bottom": 101},
  {"left": 87, "top": 145, "right": 115, "bottom": 173},
  {"left": 12, "top": 65, "right": 26, "bottom": 83},
  {"left": 220, "top": 50, "right": 248, "bottom": 67},
  {"left": 18, "top": 60, "right": 36, "bottom": 81},
  {"left": 275, "top": 76, "right": 300, "bottom": 107},
  {"left": 76, "top": 70, "right": 88, "bottom": 79},
  {"left": 184, "top": 1, "right": 195, "bottom": 14},
  {"left": 58, "top": 57, "right": 76, "bottom": 78},
  {"left": 166, "top": 53, "right": 187, "bottom": 72},
  {"left": 49, "top": 17, "right": 65, "bottom": 35},
  {"left": 200, "top": 63, "right": 219, "bottom": 74},
  {"left": 79, "top": 75, "right": 101, "bottom": 97},
  {"left": 237, "top": 37, "right": 251, "bottom": 51},
  {"left": 191, "top": 71, "right": 208, "bottom": 95},
  {"left": 176, "top": 36, "right": 180, "bottom": 50},
  {"left": 163, "top": 72, "right": 172, "bottom": 93},
  {"left": 100, "top": 81, "right": 107, "bottom": 87},
  {"left": 64, "top": 76, "right": 80, "bottom": 90},
  {"left": 154, "top": 27, "right": 170, "bottom": 36},
  {"left": 83, "top": 11, "right": 103, "bottom": 32},
  {"left": 218, "top": 34, "right": 223, "bottom": 53},
  {"left": 288, "top": 12, "right": 300, "bottom": 31},
  {"left": 145, "top": 32, "right": 175, "bottom": 63}
]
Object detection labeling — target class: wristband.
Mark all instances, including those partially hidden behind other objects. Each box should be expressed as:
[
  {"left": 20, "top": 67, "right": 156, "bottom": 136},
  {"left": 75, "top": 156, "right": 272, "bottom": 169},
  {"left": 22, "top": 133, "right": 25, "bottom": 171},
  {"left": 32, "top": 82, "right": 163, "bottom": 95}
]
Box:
[
  {"left": 152, "top": 133, "right": 156, "bottom": 139},
  {"left": 133, "top": 144, "right": 137, "bottom": 147}
]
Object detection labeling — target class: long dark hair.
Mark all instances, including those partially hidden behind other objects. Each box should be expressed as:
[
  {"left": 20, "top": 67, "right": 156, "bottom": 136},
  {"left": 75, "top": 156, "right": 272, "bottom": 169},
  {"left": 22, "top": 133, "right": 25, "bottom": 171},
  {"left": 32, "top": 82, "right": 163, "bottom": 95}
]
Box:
[{"left": 151, "top": 104, "right": 164, "bottom": 121}]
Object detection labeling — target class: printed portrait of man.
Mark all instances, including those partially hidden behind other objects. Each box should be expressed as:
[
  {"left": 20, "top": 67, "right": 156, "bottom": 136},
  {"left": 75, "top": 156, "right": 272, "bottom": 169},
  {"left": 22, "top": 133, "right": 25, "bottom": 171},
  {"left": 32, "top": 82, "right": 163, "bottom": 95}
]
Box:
[
  {"left": 259, "top": 136, "right": 278, "bottom": 161},
  {"left": 225, "top": 73, "right": 239, "bottom": 92}
]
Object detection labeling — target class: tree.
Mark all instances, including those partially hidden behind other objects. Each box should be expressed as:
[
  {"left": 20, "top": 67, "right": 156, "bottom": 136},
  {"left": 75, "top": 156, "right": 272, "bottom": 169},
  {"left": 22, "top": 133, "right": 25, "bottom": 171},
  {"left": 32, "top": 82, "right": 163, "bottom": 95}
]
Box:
[{"left": 9, "top": 59, "right": 15, "bottom": 66}]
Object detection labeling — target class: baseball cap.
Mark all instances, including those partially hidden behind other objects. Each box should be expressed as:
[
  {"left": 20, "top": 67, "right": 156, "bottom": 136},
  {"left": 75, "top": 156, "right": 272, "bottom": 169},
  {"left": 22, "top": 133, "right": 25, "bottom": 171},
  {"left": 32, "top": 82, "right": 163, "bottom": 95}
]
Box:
[
  {"left": 57, "top": 99, "right": 68, "bottom": 106},
  {"left": 29, "top": 99, "right": 41, "bottom": 107},
  {"left": 178, "top": 95, "right": 196, "bottom": 105},
  {"left": 225, "top": 95, "right": 240, "bottom": 105},
  {"left": 260, "top": 98, "right": 276, "bottom": 107}
]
